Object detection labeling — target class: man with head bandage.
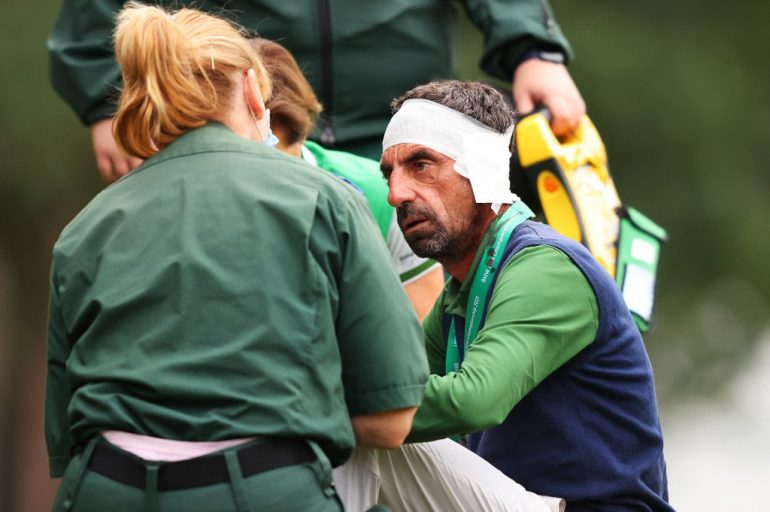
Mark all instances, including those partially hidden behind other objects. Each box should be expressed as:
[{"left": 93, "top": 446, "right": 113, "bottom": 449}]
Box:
[{"left": 379, "top": 81, "right": 675, "bottom": 512}]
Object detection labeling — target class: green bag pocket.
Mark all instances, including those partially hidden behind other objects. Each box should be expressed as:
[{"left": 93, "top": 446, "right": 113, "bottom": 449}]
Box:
[{"left": 615, "top": 207, "right": 668, "bottom": 333}]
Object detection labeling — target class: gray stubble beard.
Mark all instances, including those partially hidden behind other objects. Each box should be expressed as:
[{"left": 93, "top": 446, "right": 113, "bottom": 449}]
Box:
[{"left": 399, "top": 202, "right": 488, "bottom": 266}]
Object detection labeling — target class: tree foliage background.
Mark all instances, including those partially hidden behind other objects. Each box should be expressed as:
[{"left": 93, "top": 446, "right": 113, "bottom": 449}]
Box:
[
  {"left": 458, "top": 0, "right": 770, "bottom": 399},
  {"left": 1, "top": 0, "right": 768, "bottom": 510}
]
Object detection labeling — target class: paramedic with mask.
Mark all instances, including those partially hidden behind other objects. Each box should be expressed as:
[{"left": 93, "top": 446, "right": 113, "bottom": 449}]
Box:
[
  {"left": 44, "top": 4, "right": 428, "bottom": 511},
  {"left": 250, "top": 38, "right": 444, "bottom": 320}
]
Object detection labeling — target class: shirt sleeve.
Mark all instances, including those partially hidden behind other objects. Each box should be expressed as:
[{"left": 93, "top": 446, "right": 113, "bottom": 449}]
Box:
[
  {"left": 47, "top": 0, "right": 124, "bottom": 124},
  {"left": 334, "top": 193, "right": 429, "bottom": 416},
  {"left": 407, "top": 245, "right": 598, "bottom": 442},
  {"left": 461, "top": 0, "right": 574, "bottom": 80},
  {"left": 45, "top": 266, "right": 75, "bottom": 477}
]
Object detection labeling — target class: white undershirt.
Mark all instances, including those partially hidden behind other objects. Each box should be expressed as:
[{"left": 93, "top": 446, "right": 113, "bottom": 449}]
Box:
[{"left": 102, "top": 430, "right": 255, "bottom": 461}]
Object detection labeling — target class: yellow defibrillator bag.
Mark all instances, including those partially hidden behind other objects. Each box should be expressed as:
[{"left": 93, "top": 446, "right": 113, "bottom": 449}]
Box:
[{"left": 509, "top": 111, "right": 667, "bottom": 332}]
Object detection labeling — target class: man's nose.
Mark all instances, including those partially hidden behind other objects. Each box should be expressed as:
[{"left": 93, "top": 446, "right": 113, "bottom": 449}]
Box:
[{"left": 386, "top": 170, "right": 417, "bottom": 208}]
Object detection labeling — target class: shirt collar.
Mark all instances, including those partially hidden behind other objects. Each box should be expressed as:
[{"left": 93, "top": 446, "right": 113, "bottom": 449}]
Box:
[{"left": 138, "top": 122, "right": 268, "bottom": 170}]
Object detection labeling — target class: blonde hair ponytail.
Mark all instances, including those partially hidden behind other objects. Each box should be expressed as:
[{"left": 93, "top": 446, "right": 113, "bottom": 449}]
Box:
[{"left": 112, "top": 2, "right": 271, "bottom": 158}]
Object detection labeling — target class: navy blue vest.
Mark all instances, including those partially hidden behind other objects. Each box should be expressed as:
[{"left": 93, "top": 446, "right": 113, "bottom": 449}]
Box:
[{"left": 446, "top": 221, "right": 674, "bottom": 511}]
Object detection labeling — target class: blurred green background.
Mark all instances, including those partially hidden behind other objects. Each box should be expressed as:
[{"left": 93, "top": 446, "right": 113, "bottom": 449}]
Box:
[{"left": 1, "top": 1, "right": 768, "bottom": 510}]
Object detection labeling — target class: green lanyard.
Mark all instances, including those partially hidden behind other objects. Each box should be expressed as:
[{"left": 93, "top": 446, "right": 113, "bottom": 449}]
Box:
[{"left": 445, "top": 202, "right": 534, "bottom": 374}]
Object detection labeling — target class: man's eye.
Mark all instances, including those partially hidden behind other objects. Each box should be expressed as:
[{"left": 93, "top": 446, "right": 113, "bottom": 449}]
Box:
[{"left": 415, "top": 161, "right": 429, "bottom": 172}]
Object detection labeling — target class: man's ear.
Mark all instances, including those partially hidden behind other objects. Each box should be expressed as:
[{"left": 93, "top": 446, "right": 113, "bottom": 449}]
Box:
[{"left": 244, "top": 68, "right": 266, "bottom": 120}]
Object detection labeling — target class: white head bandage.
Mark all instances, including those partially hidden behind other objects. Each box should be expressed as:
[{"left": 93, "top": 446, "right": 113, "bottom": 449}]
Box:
[{"left": 382, "top": 98, "right": 518, "bottom": 211}]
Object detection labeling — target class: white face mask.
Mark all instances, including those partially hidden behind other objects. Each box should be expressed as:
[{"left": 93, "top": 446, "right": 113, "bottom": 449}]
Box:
[
  {"left": 245, "top": 80, "right": 280, "bottom": 147},
  {"left": 260, "top": 108, "right": 280, "bottom": 147},
  {"left": 263, "top": 126, "right": 280, "bottom": 147}
]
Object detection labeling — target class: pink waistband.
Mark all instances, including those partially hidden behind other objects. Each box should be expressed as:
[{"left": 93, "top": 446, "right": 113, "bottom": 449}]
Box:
[{"left": 102, "top": 431, "right": 256, "bottom": 462}]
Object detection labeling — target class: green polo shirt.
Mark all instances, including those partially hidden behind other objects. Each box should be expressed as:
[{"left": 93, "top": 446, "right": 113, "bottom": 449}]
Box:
[
  {"left": 408, "top": 217, "right": 599, "bottom": 442},
  {"left": 45, "top": 123, "right": 428, "bottom": 477}
]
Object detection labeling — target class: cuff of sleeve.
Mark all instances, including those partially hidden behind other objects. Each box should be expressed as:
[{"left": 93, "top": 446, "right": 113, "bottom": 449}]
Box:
[
  {"left": 83, "top": 102, "right": 118, "bottom": 126},
  {"left": 346, "top": 383, "right": 426, "bottom": 417},
  {"left": 49, "top": 455, "right": 70, "bottom": 478},
  {"left": 481, "top": 39, "right": 573, "bottom": 80}
]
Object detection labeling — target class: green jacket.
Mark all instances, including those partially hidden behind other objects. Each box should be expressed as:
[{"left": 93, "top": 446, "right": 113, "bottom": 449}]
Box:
[{"left": 48, "top": 0, "right": 572, "bottom": 158}]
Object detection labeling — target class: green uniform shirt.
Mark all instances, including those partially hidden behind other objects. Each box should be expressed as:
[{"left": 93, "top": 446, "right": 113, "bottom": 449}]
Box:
[
  {"left": 408, "top": 218, "right": 599, "bottom": 442},
  {"left": 47, "top": 0, "right": 572, "bottom": 158},
  {"left": 45, "top": 123, "right": 429, "bottom": 477}
]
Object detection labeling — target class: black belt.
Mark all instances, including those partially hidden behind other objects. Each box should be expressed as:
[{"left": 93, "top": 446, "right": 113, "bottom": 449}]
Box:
[{"left": 87, "top": 437, "right": 316, "bottom": 491}]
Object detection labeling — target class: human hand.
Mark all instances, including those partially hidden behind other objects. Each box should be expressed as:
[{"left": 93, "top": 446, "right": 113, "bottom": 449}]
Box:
[
  {"left": 512, "top": 59, "right": 586, "bottom": 137},
  {"left": 90, "top": 117, "right": 143, "bottom": 183}
]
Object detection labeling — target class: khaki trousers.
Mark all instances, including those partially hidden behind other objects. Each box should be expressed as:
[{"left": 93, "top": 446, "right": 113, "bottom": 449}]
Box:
[{"left": 333, "top": 439, "right": 565, "bottom": 512}]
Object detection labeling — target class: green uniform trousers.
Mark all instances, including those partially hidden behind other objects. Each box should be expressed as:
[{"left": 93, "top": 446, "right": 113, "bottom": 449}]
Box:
[{"left": 52, "top": 438, "right": 343, "bottom": 512}]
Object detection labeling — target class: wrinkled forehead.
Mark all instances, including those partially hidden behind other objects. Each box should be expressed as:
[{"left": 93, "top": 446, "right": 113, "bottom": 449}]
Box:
[{"left": 380, "top": 142, "right": 449, "bottom": 166}]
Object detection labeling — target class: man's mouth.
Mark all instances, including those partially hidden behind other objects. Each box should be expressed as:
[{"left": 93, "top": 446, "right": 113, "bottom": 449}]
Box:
[
  {"left": 397, "top": 203, "right": 435, "bottom": 237},
  {"left": 401, "top": 217, "right": 429, "bottom": 234}
]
